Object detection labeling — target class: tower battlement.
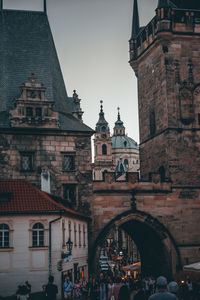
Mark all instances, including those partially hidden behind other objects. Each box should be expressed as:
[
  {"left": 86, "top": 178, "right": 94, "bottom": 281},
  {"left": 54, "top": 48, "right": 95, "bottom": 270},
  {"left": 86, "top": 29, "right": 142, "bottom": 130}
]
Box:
[{"left": 130, "top": 7, "right": 200, "bottom": 63}]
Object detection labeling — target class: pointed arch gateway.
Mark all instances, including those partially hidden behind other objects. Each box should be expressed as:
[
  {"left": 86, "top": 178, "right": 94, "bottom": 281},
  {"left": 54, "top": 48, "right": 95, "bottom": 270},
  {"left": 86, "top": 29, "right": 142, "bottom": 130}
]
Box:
[{"left": 90, "top": 210, "right": 181, "bottom": 278}]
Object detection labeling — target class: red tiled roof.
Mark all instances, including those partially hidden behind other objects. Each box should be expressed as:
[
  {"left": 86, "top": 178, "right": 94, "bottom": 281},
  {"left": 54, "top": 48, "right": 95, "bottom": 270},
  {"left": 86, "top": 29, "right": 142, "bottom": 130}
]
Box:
[{"left": 0, "top": 179, "right": 87, "bottom": 218}]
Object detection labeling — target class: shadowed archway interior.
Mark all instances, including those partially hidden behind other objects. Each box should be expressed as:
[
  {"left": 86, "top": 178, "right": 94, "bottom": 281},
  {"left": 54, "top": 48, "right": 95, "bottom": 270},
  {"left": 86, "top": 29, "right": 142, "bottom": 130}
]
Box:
[{"left": 120, "top": 219, "right": 172, "bottom": 278}]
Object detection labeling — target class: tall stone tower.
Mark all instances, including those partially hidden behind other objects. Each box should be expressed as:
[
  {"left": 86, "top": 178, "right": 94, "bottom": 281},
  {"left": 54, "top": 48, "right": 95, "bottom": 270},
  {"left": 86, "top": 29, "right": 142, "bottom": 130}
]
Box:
[
  {"left": 129, "top": 0, "right": 200, "bottom": 185},
  {"left": 93, "top": 101, "right": 113, "bottom": 180}
]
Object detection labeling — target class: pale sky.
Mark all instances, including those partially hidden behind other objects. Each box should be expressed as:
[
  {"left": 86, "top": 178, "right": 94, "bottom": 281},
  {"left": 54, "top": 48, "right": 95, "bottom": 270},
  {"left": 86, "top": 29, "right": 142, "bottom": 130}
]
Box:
[{"left": 4, "top": 0, "right": 158, "bottom": 143}]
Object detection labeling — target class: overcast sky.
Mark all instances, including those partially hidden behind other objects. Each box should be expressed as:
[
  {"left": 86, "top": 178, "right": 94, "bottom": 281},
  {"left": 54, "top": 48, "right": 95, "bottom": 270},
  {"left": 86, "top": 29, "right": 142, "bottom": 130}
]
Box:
[{"left": 4, "top": 0, "right": 158, "bottom": 143}]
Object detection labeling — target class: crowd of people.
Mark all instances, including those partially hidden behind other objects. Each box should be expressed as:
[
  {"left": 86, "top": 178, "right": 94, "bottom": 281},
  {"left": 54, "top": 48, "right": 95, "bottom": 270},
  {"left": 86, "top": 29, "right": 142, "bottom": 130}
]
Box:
[{"left": 15, "top": 273, "right": 200, "bottom": 300}]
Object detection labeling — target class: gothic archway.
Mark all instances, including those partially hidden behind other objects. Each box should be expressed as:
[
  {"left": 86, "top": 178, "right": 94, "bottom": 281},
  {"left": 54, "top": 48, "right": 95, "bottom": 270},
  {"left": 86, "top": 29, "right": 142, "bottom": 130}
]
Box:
[{"left": 90, "top": 210, "right": 181, "bottom": 279}]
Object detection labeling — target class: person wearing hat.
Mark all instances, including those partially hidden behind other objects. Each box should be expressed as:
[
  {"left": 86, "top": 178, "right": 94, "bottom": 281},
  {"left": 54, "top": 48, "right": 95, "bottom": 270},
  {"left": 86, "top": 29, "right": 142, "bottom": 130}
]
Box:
[{"left": 148, "top": 276, "right": 178, "bottom": 300}]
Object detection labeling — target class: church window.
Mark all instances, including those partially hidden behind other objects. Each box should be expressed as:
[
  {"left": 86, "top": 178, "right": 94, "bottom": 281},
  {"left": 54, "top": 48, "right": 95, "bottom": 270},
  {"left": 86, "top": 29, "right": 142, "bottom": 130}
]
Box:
[
  {"left": 32, "top": 223, "right": 44, "bottom": 247},
  {"left": 62, "top": 154, "right": 75, "bottom": 171},
  {"left": 124, "top": 159, "right": 129, "bottom": 167},
  {"left": 20, "top": 152, "right": 33, "bottom": 171},
  {"left": 124, "top": 141, "right": 127, "bottom": 147},
  {"left": 0, "top": 224, "right": 10, "bottom": 248},
  {"left": 36, "top": 107, "right": 42, "bottom": 117},
  {"left": 102, "top": 144, "right": 107, "bottom": 155},
  {"left": 26, "top": 107, "right": 33, "bottom": 117},
  {"left": 149, "top": 110, "right": 156, "bottom": 136},
  {"left": 63, "top": 184, "right": 76, "bottom": 205}
]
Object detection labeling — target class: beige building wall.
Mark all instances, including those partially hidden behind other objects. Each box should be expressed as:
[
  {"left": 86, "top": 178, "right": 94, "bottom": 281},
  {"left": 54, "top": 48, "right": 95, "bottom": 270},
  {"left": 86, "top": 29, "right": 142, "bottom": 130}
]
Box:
[{"left": 0, "top": 214, "right": 88, "bottom": 297}]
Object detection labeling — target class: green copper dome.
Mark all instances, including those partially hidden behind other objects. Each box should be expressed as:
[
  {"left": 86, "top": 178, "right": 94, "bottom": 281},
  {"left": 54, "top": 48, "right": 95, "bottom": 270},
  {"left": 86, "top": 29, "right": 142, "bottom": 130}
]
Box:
[{"left": 111, "top": 135, "right": 138, "bottom": 149}]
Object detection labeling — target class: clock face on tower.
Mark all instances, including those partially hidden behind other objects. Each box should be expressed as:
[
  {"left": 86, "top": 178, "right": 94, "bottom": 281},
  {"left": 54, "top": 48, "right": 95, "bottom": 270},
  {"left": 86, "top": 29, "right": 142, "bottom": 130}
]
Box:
[{"left": 101, "top": 134, "right": 106, "bottom": 139}]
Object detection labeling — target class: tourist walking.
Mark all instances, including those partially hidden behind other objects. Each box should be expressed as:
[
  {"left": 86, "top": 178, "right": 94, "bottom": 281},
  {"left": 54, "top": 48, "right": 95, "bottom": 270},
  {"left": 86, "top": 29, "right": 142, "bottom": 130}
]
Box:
[
  {"left": 113, "top": 277, "right": 122, "bottom": 300},
  {"left": 108, "top": 278, "right": 115, "bottom": 300},
  {"left": 63, "top": 276, "right": 73, "bottom": 300},
  {"left": 44, "top": 276, "right": 58, "bottom": 300},
  {"left": 73, "top": 279, "right": 82, "bottom": 300},
  {"left": 88, "top": 277, "right": 98, "bottom": 300},
  {"left": 148, "top": 276, "right": 178, "bottom": 300},
  {"left": 16, "top": 285, "right": 30, "bottom": 300}
]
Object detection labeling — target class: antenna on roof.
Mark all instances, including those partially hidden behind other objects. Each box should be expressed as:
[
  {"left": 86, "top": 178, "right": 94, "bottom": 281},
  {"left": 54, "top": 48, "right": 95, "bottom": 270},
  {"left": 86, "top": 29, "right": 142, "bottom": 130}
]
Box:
[{"left": 44, "top": 0, "right": 47, "bottom": 14}]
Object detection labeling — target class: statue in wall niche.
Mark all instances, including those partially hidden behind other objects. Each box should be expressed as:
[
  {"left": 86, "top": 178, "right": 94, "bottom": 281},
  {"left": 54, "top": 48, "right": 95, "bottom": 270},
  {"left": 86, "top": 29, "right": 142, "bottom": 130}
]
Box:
[{"left": 41, "top": 169, "right": 50, "bottom": 193}]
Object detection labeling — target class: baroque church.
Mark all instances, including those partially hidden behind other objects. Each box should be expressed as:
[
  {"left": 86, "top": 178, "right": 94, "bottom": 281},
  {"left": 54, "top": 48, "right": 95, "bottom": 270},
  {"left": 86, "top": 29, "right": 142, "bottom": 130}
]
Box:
[{"left": 93, "top": 102, "right": 139, "bottom": 181}]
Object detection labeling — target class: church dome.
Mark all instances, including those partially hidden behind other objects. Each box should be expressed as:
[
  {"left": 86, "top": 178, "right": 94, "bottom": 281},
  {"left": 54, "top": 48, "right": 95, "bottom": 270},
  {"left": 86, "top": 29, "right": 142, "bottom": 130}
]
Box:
[{"left": 111, "top": 135, "right": 138, "bottom": 149}]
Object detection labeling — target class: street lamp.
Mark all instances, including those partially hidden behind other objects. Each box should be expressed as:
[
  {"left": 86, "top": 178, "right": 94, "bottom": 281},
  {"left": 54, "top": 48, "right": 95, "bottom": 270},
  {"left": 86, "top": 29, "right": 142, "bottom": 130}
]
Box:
[{"left": 66, "top": 237, "right": 73, "bottom": 255}]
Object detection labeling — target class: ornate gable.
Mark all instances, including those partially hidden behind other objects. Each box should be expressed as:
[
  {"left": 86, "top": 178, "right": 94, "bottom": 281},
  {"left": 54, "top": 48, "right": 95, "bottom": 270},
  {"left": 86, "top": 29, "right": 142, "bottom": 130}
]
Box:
[{"left": 10, "top": 74, "right": 59, "bottom": 129}]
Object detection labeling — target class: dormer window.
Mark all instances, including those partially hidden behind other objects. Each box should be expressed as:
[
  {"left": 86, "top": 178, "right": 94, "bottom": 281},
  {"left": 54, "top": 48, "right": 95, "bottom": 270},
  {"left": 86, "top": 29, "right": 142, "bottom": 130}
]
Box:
[
  {"left": 124, "top": 141, "right": 127, "bottom": 147},
  {"left": 26, "top": 107, "right": 33, "bottom": 117}
]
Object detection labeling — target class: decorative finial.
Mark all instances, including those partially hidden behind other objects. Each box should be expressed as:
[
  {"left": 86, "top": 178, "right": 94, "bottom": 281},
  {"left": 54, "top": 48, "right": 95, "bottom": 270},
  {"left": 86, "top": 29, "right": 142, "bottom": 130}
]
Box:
[
  {"left": 100, "top": 100, "right": 103, "bottom": 112},
  {"left": 117, "top": 107, "right": 120, "bottom": 120},
  {"left": 44, "top": 0, "right": 47, "bottom": 14},
  {"left": 29, "top": 73, "right": 36, "bottom": 84},
  {"left": 131, "top": 0, "right": 140, "bottom": 39}
]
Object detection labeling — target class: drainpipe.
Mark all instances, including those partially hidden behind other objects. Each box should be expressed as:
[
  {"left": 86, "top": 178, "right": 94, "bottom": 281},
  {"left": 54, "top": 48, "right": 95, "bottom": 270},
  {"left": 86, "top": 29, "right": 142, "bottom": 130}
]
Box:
[{"left": 49, "top": 212, "right": 62, "bottom": 276}]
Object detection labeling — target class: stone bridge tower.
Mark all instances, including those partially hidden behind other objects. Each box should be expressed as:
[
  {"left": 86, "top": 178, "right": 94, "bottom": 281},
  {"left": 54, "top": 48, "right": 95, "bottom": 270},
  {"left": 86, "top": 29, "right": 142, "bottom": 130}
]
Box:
[{"left": 91, "top": 0, "right": 200, "bottom": 279}]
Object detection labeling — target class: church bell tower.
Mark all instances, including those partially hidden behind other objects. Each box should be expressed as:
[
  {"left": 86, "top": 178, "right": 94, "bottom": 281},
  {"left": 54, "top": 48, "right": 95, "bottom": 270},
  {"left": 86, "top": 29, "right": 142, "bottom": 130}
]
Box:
[{"left": 129, "top": 0, "right": 200, "bottom": 185}]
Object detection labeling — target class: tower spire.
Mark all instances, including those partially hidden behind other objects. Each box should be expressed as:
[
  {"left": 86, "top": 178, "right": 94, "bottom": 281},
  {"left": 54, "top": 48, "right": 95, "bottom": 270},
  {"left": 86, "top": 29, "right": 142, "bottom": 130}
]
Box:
[
  {"left": 44, "top": 0, "right": 47, "bottom": 14},
  {"left": 95, "top": 101, "right": 110, "bottom": 133},
  {"left": 131, "top": 0, "right": 140, "bottom": 39},
  {"left": 0, "top": 0, "right": 3, "bottom": 11}
]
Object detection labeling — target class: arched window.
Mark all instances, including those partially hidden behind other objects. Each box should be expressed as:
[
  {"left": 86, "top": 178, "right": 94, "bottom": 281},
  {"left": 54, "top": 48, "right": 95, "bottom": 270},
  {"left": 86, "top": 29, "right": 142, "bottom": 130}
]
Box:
[
  {"left": 102, "top": 144, "right": 107, "bottom": 155},
  {"left": 32, "top": 223, "right": 44, "bottom": 247},
  {"left": 124, "top": 159, "right": 129, "bottom": 167},
  {"left": 0, "top": 224, "right": 9, "bottom": 248}
]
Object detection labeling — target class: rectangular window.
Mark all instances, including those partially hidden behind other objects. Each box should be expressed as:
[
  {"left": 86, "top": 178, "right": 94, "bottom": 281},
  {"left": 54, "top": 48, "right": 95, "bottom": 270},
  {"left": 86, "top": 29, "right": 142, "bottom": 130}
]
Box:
[
  {"left": 63, "top": 184, "right": 76, "bottom": 205},
  {"left": 68, "top": 221, "right": 71, "bottom": 240},
  {"left": 36, "top": 107, "right": 42, "bottom": 117},
  {"left": 83, "top": 225, "right": 86, "bottom": 247},
  {"left": 62, "top": 155, "right": 75, "bottom": 171},
  {"left": 26, "top": 107, "right": 33, "bottom": 117},
  {"left": 20, "top": 152, "right": 33, "bottom": 171},
  {"left": 74, "top": 223, "right": 77, "bottom": 247}
]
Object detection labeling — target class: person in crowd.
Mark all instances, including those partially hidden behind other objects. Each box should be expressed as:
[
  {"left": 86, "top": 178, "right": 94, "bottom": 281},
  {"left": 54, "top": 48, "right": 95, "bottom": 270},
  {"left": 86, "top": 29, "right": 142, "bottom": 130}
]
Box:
[
  {"left": 148, "top": 276, "right": 178, "bottom": 300},
  {"left": 99, "top": 279, "right": 108, "bottom": 300},
  {"left": 113, "top": 277, "right": 122, "bottom": 300},
  {"left": 73, "top": 279, "right": 82, "bottom": 300},
  {"left": 186, "top": 278, "right": 193, "bottom": 300},
  {"left": 179, "top": 280, "right": 189, "bottom": 300},
  {"left": 108, "top": 277, "right": 115, "bottom": 300},
  {"left": 168, "top": 281, "right": 179, "bottom": 298},
  {"left": 134, "top": 281, "right": 146, "bottom": 300},
  {"left": 44, "top": 276, "right": 58, "bottom": 300},
  {"left": 63, "top": 276, "right": 73, "bottom": 299},
  {"left": 16, "top": 285, "right": 30, "bottom": 300},
  {"left": 118, "top": 284, "right": 130, "bottom": 300},
  {"left": 25, "top": 281, "right": 31, "bottom": 296},
  {"left": 81, "top": 277, "right": 88, "bottom": 300},
  {"left": 88, "top": 277, "right": 98, "bottom": 300}
]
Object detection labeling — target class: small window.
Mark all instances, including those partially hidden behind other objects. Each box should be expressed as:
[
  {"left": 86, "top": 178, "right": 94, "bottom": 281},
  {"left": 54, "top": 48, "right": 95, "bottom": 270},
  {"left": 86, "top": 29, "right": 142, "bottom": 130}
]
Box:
[
  {"left": 21, "top": 152, "right": 33, "bottom": 171},
  {"left": 26, "top": 107, "right": 33, "bottom": 117},
  {"left": 74, "top": 223, "right": 77, "bottom": 247},
  {"left": 83, "top": 225, "right": 86, "bottom": 247},
  {"left": 0, "top": 224, "right": 10, "bottom": 248},
  {"left": 102, "top": 144, "right": 107, "bottom": 155},
  {"left": 78, "top": 224, "right": 81, "bottom": 247},
  {"left": 63, "top": 155, "right": 75, "bottom": 171},
  {"left": 68, "top": 221, "right": 71, "bottom": 240},
  {"left": 124, "top": 141, "right": 127, "bottom": 147},
  {"left": 124, "top": 159, "right": 128, "bottom": 167},
  {"left": 63, "top": 184, "right": 76, "bottom": 205},
  {"left": 32, "top": 223, "right": 44, "bottom": 247},
  {"left": 198, "top": 114, "right": 200, "bottom": 125},
  {"left": 36, "top": 107, "right": 42, "bottom": 117}
]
